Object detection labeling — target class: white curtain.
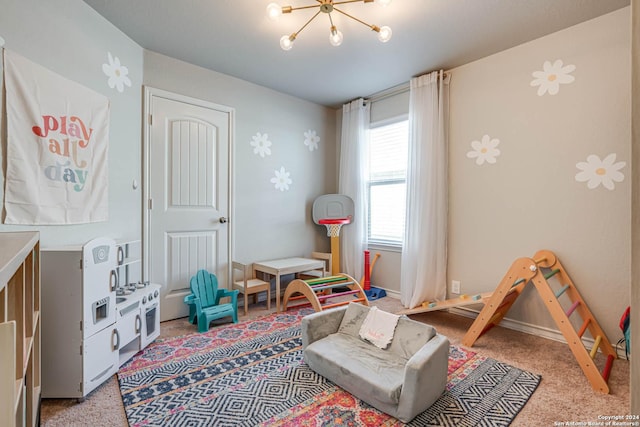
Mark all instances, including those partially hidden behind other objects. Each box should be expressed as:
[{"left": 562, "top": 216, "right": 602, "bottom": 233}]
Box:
[
  {"left": 400, "top": 71, "right": 450, "bottom": 308},
  {"left": 338, "top": 98, "right": 370, "bottom": 279}
]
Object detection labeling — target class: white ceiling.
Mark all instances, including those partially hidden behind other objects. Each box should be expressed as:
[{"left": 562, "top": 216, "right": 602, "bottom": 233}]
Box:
[{"left": 83, "top": 0, "right": 629, "bottom": 108}]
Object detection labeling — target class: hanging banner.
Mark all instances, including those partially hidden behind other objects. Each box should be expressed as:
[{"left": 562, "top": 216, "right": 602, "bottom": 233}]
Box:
[{"left": 3, "top": 49, "right": 110, "bottom": 224}]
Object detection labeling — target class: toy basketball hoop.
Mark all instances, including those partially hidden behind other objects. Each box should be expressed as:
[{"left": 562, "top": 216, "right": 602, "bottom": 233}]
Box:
[
  {"left": 318, "top": 217, "right": 351, "bottom": 238},
  {"left": 313, "top": 195, "right": 355, "bottom": 275}
]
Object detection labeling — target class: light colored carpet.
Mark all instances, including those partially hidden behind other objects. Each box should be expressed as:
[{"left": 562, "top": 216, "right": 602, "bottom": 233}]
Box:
[{"left": 40, "top": 296, "right": 630, "bottom": 426}]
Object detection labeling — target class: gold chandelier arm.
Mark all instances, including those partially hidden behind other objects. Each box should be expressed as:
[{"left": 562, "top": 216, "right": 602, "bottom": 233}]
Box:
[
  {"left": 286, "top": 0, "right": 373, "bottom": 14},
  {"left": 332, "top": 0, "right": 374, "bottom": 6},
  {"left": 333, "top": 7, "right": 379, "bottom": 31},
  {"left": 287, "top": 3, "right": 323, "bottom": 12},
  {"left": 292, "top": 10, "right": 323, "bottom": 37}
]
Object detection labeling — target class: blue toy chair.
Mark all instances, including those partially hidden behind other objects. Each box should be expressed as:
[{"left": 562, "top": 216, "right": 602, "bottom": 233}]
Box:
[{"left": 183, "top": 269, "right": 239, "bottom": 332}]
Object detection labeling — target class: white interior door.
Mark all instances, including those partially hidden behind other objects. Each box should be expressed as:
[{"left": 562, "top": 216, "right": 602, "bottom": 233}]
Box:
[{"left": 146, "top": 89, "right": 233, "bottom": 321}]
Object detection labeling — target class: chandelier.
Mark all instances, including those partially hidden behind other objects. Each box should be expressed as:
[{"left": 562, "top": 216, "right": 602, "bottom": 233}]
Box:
[{"left": 267, "top": 0, "right": 393, "bottom": 51}]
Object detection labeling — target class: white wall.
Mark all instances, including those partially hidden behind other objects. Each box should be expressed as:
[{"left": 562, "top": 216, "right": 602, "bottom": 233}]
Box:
[
  {"left": 448, "top": 7, "right": 630, "bottom": 341},
  {"left": 368, "top": 8, "right": 631, "bottom": 343},
  {"left": 0, "top": 0, "right": 144, "bottom": 246},
  {"left": 143, "top": 51, "right": 337, "bottom": 264}
]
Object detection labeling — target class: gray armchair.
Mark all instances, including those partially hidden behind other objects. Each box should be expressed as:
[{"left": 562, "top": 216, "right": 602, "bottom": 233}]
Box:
[{"left": 302, "top": 303, "right": 449, "bottom": 423}]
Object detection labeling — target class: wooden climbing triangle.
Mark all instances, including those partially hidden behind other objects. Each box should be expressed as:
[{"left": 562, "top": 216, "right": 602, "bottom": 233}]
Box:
[{"left": 462, "top": 249, "right": 616, "bottom": 394}]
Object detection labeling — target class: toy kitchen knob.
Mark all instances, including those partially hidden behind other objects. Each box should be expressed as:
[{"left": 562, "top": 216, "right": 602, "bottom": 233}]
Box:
[
  {"left": 148, "top": 293, "right": 153, "bottom": 301},
  {"left": 154, "top": 290, "right": 159, "bottom": 298},
  {"left": 142, "top": 296, "right": 147, "bottom": 304}
]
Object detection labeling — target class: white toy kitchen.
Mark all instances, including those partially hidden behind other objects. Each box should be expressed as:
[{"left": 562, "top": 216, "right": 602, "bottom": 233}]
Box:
[{"left": 41, "top": 237, "right": 161, "bottom": 399}]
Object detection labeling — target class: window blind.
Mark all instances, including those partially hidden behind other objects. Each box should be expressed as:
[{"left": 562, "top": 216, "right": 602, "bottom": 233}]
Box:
[{"left": 368, "top": 120, "right": 408, "bottom": 246}]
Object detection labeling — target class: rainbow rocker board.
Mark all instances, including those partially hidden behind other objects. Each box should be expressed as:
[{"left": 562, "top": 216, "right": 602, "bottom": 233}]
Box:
[{"left": 282, "top": 274, "right": 369, "bottom": 312}]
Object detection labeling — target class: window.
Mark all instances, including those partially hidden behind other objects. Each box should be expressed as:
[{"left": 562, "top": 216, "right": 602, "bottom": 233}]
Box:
[{"left": 367, "top": 119, "right": 409, "bottom": 247}]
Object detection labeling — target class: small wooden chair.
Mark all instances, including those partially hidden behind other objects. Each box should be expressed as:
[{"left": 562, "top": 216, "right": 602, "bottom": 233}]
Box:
[
  {"left": 184, "top": 269, "right": 238, "bottom": 332},
  {"left": 232, "top": 261, "right": 270, "bottom": 316},
  {"left": 298, "top": 251, "right": 332, "bottom": 280}
]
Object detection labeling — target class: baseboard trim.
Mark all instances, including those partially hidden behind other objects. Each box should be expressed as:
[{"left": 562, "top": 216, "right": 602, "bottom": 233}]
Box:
[
  {"left": 375, "top": 287, "right": 401, "bottom": 299},
  {"left": 449, "top": 306, "right": 596, "bottom": 348}
]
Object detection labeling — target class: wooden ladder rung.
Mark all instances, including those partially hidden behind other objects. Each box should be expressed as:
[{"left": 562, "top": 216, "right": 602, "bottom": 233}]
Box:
[
  {"left": 488, "top": 311, "right": 504, "bottom": 326},
  {"left": 316, "top": 289, "right": 360, "bottom": 301},
  {"left": 512, "top": 277, "right": 526, "bottom": 287},
  {"left": 310, "top": 281, "right": 352, "bottom": 291},
  {"left": 544, "top": 268, "right": 561, "bottom": 279},
  {"left": 555, "top": 284, "right": 570, "bottom": 298},
  {"left": 565, "top": 300, "right": 580, "bottom": 317},
  {"left": 590, "top": 336, "right": 602, "bottom": 359},
  {"left": 577, "top": 318, "right": 591, "bottom": 338},
  {"left": 497, "top": 291, "right": 518, "bottom": 310},
  {"left": 602, "top": 355, "right": 615, "bottom": 382},
  {"left": 322, "top": 297, "right": 366, "bottom": 310},
  {"left": 305, "top": 275, "right": 346, "bottom": 285}
]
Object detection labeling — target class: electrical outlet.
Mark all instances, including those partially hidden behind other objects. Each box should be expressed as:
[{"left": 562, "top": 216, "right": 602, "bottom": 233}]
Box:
[{"left": 451, "top": 280, "right": 461, "bottom": 294}]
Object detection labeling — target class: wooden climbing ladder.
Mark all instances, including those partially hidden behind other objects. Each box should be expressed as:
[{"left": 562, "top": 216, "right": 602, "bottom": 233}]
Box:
[{"left": 462, "top": 249, "right": 616, "bottom": 394}]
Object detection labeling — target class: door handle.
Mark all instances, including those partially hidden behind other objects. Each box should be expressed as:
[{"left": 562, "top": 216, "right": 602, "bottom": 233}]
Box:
[
  {"left": 112, "top": 328, "right": 120, "bottom": 351},
  {"left": 110, "top": 269, "right": 118, "bottom": 292},
  {"left": 218, "top": 217, "right": 228, "bottom": 224},
  {"left": 117, "top": 245, "right": 124, "bottom": 265}
]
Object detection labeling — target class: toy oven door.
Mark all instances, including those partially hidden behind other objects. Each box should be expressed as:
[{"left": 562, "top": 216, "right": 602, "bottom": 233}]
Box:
[{"left": 141, "top": 301, "right": 160, "bottom": 348}]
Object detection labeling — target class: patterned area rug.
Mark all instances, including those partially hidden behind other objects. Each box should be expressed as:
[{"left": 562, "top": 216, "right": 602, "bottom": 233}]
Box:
[{"left": 117, "top": 309, "right": 541, "bottom": 426}]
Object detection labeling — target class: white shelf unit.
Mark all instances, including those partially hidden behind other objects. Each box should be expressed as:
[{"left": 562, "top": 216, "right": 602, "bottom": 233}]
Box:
[
  {"left": 0, "top": 232, "right": 41, "bottom": 427},
  {"left": 116, "top": 240, "right": 142, "bottom": 287}
]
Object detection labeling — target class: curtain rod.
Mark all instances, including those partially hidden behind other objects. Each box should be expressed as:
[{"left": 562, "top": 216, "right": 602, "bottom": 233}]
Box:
[
  {"left": 364, "top": 83, "right": 408, "bottom": 104},
  {"left": 364, "top": 71, "right": 450, "bottom": 104}
]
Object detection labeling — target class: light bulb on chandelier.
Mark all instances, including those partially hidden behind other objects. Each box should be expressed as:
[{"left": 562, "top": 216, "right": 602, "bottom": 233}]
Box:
[
  {"left": 329, "top": 26, "right": 343, "bottom": 46},
  {"left": 280, "top": 34, "right": 295, "bottom": 51},
  {"left": 377, "top": 25, "right": 392, "bottom": 43},
  {"left": 266, "top": 2, "right": 283, "bottom": 20},
  {"left": 267, "top": 0, "right": 393, "bottom": 51}
]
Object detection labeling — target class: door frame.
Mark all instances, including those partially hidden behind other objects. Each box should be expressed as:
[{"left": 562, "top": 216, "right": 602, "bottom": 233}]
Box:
[{"left": 142, "top": 86, "right": 235, "bottom": 290}]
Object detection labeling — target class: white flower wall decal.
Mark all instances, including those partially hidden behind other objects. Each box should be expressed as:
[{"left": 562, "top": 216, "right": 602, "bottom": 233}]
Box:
[
  {"left": 303, "top": 129, "right": 320, "bottom": 151},
  {"left": 250, "top": 132, "right": 272, "bottom": 157},
  {"left": 271, "top": 167, "right": 292, "bottom": 191},
  {"left": 102, "top": 52, "right": 132, "bottom": 93},
  {"left": 466, "top": 135, "right": 501, "bottom": 165},
  {"left": 530, "top": 60, "right": 575, "bottom": 96},
  {"left": 575, "top": 153, "right": 625, "bottom": 190}
]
